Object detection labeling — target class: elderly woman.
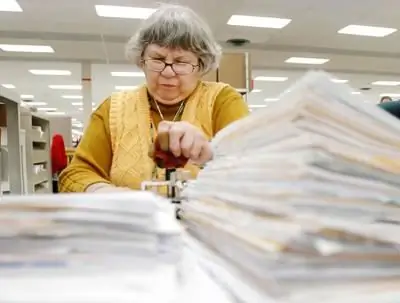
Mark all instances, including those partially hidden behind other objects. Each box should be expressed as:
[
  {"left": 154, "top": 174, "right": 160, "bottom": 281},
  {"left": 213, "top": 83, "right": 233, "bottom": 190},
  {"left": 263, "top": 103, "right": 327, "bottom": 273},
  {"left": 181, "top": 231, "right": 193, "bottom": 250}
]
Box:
[{"left": 59, "top": 4, "right": 249, "bottom": 193}]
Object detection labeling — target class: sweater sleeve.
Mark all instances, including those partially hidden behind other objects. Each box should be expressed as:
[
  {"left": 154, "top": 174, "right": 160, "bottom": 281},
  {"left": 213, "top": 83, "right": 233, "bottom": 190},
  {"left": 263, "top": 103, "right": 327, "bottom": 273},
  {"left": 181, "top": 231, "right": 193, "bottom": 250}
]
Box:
[
  {"left": 59, "top": 98, "right": 113, "bottom": 192},
  {"left": 212, "top": 85, "right": 250, "bottom": 134}
]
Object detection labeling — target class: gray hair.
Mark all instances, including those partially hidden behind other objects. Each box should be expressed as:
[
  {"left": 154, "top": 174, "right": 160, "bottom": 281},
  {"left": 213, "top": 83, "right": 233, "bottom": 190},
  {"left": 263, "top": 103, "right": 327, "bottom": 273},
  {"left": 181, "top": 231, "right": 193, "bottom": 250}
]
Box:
[{"left": 126, "top": 4, "right": 221, "bottom": 74}]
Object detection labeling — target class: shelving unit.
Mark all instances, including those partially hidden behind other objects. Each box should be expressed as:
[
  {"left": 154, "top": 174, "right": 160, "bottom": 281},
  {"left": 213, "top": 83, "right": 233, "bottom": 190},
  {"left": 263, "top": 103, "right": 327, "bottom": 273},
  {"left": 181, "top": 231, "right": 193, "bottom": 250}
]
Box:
[
  {"left": 0, "top": 89, "right": 23, "bottom": 195},
  {"left": 20, "top": 108, "right": 52, "bottom": 194}
]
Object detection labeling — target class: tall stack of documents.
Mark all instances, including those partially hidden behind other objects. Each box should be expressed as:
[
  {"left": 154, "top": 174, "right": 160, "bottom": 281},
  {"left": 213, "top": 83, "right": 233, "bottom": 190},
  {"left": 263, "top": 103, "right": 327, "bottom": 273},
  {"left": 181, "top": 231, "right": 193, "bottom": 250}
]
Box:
[
  {"left": 0, "top": 191, "right": 184, "bottom": 302},
  {"left": 182, "top": 71, "right": 400, "bottom": 303}
]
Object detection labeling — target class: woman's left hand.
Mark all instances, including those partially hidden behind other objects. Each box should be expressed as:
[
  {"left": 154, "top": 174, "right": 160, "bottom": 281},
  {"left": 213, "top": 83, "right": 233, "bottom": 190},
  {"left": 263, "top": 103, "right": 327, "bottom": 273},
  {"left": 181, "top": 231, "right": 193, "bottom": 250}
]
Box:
[{"left": 157, "top": 121, "right": 213, "bottom": 165}]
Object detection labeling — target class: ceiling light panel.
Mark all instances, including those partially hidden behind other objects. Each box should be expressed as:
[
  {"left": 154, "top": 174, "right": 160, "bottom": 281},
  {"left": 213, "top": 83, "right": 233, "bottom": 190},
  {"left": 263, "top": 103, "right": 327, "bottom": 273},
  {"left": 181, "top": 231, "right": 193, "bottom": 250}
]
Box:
[
  {"left": 264, "top": 98, "right": 279, "bottom": 102},
  {"left": 95, "top": 5, "right": 155, "bottom": 19},
  {"left": 46, "top": 111, "right": 66, "bottom": 115},
  {"left": 331, "top": 79, "right": 348, "bottom": 83},
  {"left": 30, "top": 70, "right": 71, "bottom": 76},
  {"left": 71, "top": 102, "right": 95, "bottom": 106},
  {"left": 0, "top": 44, "right": 54, "bottom": 53},
  {"left": 380, "top": 93, "right": 400, "bottom": 97},
  {"left": 62, "top": 95, "right": 83, "bottom": 99},
  {"left": 254, "top": 76, "right": 288, "bottom": 82},
  {"left": 37, "top": 107, "right": 57, "bottom": 111},
  {"left": 338, "top": 25, "right": 397, "bottom": 37},
  {"left": 49, "top": 85, "right": 82, "bottom": 90},
  {"left": 111, "top": 72, "right": 145, "bottom": 77},
  {"left": 227, "top": 15, "right": 291, "bottom": 29},
  {"left": 0, "top": 0, "right": 22, "bottom": 12},
  {"left": 1, "top": 84, "right": 15, "bottom": 89},
  {"left": 24, "top": 102, "right": 47, "bottom": 106},
  {"left": 285, "top": 57, "right": 330, "bottom": 64},
  {"left": 20, "top": 94, "right": 34, "bottom": 99},
  {"left": 371, "top": 81, "right": 400, "bottom": 86},
  {"left": 249, "top": 104, "right": 267, "bottom": 108}
]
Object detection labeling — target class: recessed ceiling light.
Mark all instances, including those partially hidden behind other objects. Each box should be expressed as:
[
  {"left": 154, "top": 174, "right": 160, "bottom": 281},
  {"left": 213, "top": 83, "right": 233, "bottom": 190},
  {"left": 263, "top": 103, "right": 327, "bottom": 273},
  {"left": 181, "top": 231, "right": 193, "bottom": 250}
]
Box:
[
  {"left": 62, "top": 95, "right": 83, "bottom": 99},
  {"left": 95, "top": 5, "right": 155, "bottom": 19},
  {"left": 111, "top": 72, "right": 145, "bottom": 77},
  {"left": 1, "top": 84, "right": 15, "bottom": 89},
  {"left": 37, "top": 107, "right": 57, "bottom": 111},
  {"left": 338, "top": 25, "right": 397, "bottom": 37},
  {"left": 30, "top": 70, "right": 71, "bottom": 76},
  {"left": 285, "top": 57, "right": 330, "bottom": 64},
  {"left": 352, "top": 92, "right": 361, "bottom": 95},
  {"left": 20, "top": 94, "right": 34, "bottom": 99},
  {"left": 251, "top": 89, "right": 261, "bottom": 93},
  {"left": 0, "top": 0, "right": 22, "bottom": 12},
  {"left": 78, "top": 107, "right": 97, "bottom": 111},
  {"left": 254, "top": 76, "right": 288, "bottom": 82},
  {"left": 264, "top": 98, "right": 279, "bottom": 102},
  {"left": 0, "top": 44, "right": 54, "bottom": 53},
  {"left": 371, "top": 81, "right": 400, "bottom": 86},
  {"left": 46, "top": 111, "right": 66, "bottom": 115},
  {"left": 115, "top": 85, "right": 138, "bottom": 90},
  {"left": 227, "top": 15, "right": 291, "bottom": 29},
  {"left": 331, "top": 79, "right": 348, "bottom": 83},
  {"left": 49, "top": 85, "right": 81, "bottom": 90},
  {"left": 249, "top": 104, "right": 267, "bottom": 108},
  {"left": 24, "top": 102, "right": 47, "bottom": 106}
]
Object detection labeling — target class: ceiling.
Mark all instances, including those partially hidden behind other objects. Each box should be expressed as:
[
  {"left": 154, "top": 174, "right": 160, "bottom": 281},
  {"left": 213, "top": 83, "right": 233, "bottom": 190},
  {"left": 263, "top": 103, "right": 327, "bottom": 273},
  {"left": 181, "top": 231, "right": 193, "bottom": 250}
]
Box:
[{"left": 2, "top": 0, "right": 400, "bottom": 125}]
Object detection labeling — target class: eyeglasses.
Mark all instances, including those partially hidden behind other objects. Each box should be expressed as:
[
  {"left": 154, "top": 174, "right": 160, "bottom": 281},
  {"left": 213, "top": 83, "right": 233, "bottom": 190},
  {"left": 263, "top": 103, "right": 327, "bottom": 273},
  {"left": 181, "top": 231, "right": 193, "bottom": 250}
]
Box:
[{"left": 143, "top": 59, "right": 199, "bottom": 75}]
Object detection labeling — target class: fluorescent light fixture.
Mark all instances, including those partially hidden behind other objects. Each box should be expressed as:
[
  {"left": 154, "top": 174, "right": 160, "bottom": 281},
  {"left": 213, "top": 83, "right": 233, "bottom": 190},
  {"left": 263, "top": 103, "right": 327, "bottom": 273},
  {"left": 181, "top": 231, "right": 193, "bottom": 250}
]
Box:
[
  {"left": 371, "top": 81, "right": 400, "bottom": 86},
  {"left": 1, "top": 84, "right": 15, "bottom": 89},
  {"left": 37, "top": 107, "right": 57, "bottom": 111},
  {"left": 338, "top": 25, "right": 397, "bottom": 37},
  {"left": 115, "top": 85, "right": 138, "bottom": 90},
  {"left": 227, "top": 15, "right": 291, "bottom": 29},
  {"left": 285, "top": 57, "right": 330, "bottom": 64},
  {"left": 49, "top": 84, "right": 82, "bottom": 90},
  {"left": 95, "top": 5, "right": 155, "bottom": 19},
  {"left": 249, "top": 104, "right": 267, "bottom": 108},
  {"left": 46, "top": 111, "right": 66, "bottom": 115},
  {"left": 352, "top": 92, "right": 361, "bottom": 95},
  {"left": 62, "top": 95, "right": 83, "bottom": 99},
  {"left": 111, "top": 71, "right": 145, "bottom": 77},
  {"left": 0, "top": 44, "right": 54, "bottom": 53},
  {"left": 380, "top": 93, "right": 400, "bottom": 98},
  {"left": 79, "top": 107, "right": 97, "bottom": 111},
  {"left": 331, "top": 79, "right": 348, "bottom": 83},
  {"left": 24, "top": 102, "right": 47, "bottom": 106},
  {"left": 251, "top": 89, "right": 261, "bottom": 93},
  {"left": 20, "top": 94, "right": 34, "bottom": 99},
  {"left": 254, "top": 76, "right": 288, "bottom": 82},
  {"left": 30, "top": 70, "right": 71, "bottom": 76},
  {"left": 72, "top": 102, "right": 95, "bottom": 106},
  {"left": 264, "top": 98, "right": 279, "bottom": 102},
  {"left": 0, "top": 0, "right": 22, "bottom": 12}
]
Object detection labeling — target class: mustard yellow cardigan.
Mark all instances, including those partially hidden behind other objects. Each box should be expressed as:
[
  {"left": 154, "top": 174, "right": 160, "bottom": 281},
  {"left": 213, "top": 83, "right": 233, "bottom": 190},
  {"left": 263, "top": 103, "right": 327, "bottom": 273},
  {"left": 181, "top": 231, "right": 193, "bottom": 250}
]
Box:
[{"left": 59, "top": 84, "right": 249, "bottom": 192}]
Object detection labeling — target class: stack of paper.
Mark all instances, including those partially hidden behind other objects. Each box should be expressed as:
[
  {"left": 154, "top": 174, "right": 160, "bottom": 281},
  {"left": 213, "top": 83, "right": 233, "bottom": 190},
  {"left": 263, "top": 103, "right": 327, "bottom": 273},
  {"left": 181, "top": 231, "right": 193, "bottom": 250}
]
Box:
[
  {"left": 182, "top": 71, "right": 400, "bottom": 303},
  {"left": 0, "top": 191, "right": 184, "bottom": 302}
]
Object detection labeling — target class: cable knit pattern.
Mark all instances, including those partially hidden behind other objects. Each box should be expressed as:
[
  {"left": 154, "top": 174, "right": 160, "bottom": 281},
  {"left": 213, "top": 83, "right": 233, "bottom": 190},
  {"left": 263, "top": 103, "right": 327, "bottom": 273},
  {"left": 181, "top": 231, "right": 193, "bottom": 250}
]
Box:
[{"left": 109, "top": 81, "right": 228, "bottom": 189}]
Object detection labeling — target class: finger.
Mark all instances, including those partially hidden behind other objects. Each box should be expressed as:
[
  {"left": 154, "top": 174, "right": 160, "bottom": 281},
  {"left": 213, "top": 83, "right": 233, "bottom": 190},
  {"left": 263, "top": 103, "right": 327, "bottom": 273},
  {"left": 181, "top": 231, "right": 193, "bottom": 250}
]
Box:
[
  {"left": 189, "top": 136, "right": 203, "bottom": 160},
  {"left": 180, "top": 132, "right": 195, "bottom": 158},
  {"left": 169, "top": 124, "right": 185, "bottom": 157},
  {"left": 157, "top": 121, "right": 173, "bottom": 134},
  {"left": 194, "top": 142, "right": 213, "bottom": 165}
]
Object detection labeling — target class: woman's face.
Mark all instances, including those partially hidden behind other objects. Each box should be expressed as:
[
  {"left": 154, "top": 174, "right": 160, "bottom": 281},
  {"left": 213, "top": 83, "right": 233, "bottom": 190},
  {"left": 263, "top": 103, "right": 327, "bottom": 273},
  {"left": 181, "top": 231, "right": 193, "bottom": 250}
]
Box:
[{"left": 142, "top": 44, "right": 201, "bottom": 105}]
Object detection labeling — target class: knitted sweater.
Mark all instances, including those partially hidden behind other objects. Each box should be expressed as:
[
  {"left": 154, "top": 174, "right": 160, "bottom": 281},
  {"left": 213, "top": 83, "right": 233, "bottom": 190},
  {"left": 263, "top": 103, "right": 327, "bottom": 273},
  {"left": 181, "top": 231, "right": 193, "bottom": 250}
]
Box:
[{"left": 59, "top": 81, "right": 249, "bottom": 192}]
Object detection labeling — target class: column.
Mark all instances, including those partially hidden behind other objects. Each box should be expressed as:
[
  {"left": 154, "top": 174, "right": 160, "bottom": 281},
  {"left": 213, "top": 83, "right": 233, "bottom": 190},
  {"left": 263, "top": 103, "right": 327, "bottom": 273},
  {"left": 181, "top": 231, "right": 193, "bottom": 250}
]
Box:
[{"left": 81, "top": 62, "right": 93, "bottom": 130}]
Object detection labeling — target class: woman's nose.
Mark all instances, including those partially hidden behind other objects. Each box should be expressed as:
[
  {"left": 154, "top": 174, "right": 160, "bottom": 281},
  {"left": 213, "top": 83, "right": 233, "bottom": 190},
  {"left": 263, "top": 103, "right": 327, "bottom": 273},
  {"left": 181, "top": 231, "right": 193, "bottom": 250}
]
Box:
[{"left": 161, "top": 65, "right": 176, "bottom": 77}]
